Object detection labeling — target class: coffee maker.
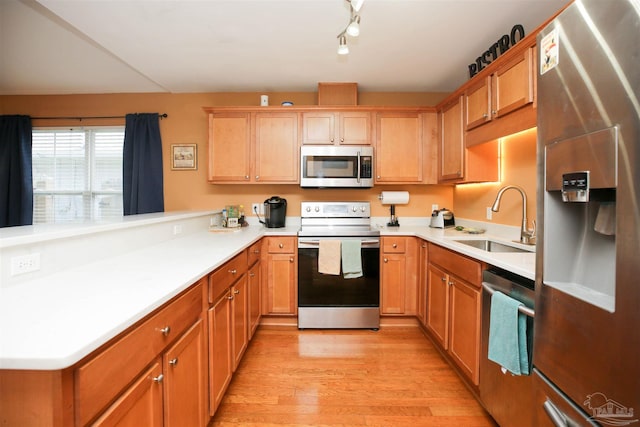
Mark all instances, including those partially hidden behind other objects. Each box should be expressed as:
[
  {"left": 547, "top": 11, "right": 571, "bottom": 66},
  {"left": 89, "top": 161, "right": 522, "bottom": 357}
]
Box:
[{"left": 263, "top": 196, "right": 287, "bottom": 228}]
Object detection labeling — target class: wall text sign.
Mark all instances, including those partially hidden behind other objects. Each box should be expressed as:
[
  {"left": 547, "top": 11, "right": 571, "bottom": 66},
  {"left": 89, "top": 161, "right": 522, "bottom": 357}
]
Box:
[{"left": 468, "top": 24, "right": 526, "bottom": 78}]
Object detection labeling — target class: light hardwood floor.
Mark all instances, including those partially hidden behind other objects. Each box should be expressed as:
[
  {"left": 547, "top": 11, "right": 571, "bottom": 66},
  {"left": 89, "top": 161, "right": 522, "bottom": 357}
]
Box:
[{"left": 209, "top": 326, "right": 497, "bottom": 426}]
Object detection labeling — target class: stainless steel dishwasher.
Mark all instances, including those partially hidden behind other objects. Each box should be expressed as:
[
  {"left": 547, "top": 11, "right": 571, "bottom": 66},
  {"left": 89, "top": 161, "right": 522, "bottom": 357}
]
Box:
[{"left": 480, "top": 268, "right": 535, "bottom": 427}]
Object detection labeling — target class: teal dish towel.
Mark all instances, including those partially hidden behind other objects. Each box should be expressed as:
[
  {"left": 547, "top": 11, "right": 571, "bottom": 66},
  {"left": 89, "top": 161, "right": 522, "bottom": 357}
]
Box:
[
  {"left": 487, "top": 291, "right": 530, "bottom": 375},
  {"left": 341, "top": 240, "right": 363, "bottom": 279}
]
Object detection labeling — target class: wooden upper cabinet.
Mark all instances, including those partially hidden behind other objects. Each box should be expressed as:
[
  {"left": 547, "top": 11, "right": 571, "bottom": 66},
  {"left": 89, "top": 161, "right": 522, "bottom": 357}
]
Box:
[
  {"left": 254, "top": 112, "right": 299, "bottom": 182},
  {"left": 208, "top": 113, "right": 251, "bottom": 182},
  {"left": 375, "top": 112, "right": 423, "bottom": 183},
  {"left": 465, "top": 44, "right": 535, "bottom": 132},
  {"left": 302, "top": 111, "right": 370, "bottom": 145},
  {"left": 438, "top": 96, "right": 464, "bottom": 182},
  {"left": 208, "top": 112, "right": 299, "bottom": 183}
]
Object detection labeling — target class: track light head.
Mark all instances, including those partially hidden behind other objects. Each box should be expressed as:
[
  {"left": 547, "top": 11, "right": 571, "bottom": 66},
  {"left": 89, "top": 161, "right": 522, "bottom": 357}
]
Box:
[
  {"left": 337, "top": 35, "right": 349, "bottom": 55},
  {"left": 347, "top": 15, "right": 360, "bottom": 37},
  {"left": 350, "top": 0, "right": 364, "bottom": 12}
]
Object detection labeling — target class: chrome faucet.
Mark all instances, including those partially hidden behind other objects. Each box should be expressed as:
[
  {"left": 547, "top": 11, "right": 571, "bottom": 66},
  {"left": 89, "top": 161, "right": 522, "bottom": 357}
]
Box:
[{"left": 491, "top": 185, "right": 536, "bottom": 245}]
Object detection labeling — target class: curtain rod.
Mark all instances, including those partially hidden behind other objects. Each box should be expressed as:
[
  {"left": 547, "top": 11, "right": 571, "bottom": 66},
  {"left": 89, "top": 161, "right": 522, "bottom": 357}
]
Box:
[{"left": 31, "top": 113, "right": 168, "bottom": 121}]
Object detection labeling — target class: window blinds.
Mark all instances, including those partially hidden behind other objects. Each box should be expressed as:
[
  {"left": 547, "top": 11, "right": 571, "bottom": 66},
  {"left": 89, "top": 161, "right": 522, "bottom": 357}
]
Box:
[{"left": 32, "top": 127, "right": 125, "bottom": 223}]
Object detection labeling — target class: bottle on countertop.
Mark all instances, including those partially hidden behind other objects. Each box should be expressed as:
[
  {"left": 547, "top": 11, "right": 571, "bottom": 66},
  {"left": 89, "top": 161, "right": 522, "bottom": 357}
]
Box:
[{"left": 239, "top": 205, "right": 245, "bottom": 225}]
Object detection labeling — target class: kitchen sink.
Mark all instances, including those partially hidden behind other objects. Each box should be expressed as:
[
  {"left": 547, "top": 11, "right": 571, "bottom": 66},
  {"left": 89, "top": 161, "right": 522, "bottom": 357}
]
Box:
[{"left": 453, "top": 239, "right": 534, "bottom": 253}]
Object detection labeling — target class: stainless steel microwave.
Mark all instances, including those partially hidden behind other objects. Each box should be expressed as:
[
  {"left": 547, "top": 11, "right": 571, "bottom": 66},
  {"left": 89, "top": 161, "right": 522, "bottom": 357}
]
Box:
[{"left": 300, "top": 146, "right": 374, "bottom": 188}]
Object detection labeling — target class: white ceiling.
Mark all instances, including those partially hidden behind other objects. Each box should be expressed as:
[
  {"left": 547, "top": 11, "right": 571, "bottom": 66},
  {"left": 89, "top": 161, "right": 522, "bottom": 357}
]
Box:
[{"left": 0, "top": 0, "right": 569, "bottom": 96}]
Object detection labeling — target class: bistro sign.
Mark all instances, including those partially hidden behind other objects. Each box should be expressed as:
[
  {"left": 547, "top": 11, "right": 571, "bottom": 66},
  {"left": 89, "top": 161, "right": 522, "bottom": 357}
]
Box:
[{"left": 468, "top": 24, "right": 526, "bottom": 78}]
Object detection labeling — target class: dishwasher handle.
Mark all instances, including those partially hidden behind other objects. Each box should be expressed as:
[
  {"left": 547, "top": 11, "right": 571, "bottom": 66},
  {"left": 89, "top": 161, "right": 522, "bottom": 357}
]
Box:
[{"left": 482, "top": 282, "right": 535, "bottom": 318}]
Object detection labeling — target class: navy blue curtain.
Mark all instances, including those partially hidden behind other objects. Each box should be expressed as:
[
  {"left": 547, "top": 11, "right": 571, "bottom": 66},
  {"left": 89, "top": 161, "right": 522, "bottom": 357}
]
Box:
[
  {"left": 123, "top": 113, "right": 164, "bottom": 215},
  {"left": 0, "top": 115, "right": 33, "bottom": 227}
]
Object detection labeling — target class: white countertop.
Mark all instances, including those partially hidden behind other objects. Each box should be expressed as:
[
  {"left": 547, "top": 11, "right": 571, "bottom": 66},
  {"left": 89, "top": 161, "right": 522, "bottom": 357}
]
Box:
[{"left": 0, "top": 215, "right": 534, "bottom": 371}]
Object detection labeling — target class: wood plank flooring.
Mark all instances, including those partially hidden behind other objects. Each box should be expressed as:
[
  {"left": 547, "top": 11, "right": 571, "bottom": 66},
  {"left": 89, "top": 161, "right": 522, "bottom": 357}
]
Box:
[{"left": 209, "top": 326, "right": 497, "bottom": 427}]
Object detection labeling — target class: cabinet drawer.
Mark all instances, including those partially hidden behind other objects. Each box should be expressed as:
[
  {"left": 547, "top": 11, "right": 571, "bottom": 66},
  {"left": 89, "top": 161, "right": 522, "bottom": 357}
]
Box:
[
  {"left": 266, "top": 236, "right": 296, "bottom": 254},
  {"left": 75, "top": 283, "right": 202, "bottom": 426},
  {"left": 382, "top": 237, "right": 406, "bottom": 253},
  {"left": 429, "top": 244, "right": 482, "bottom": 286},
  {"left": 209, "top": 251, "right": 248, "bottom": 303},
  {"left": 247, "top": 240, "right": 262, "bottom": 267}
]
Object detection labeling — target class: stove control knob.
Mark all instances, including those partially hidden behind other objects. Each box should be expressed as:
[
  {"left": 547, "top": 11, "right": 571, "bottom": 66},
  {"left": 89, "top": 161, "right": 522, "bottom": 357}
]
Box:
[
  {"left": 306, "top": 206, "right": 311, "bottom": 212},
  {"left": 315, "top": 206, "right": 320, "bottom": 212},
  {"left": 360, "top": 206, "right": 366, "bottom": 212},
  {"left": 352, "top": 206, "right": 357, "bottom": 212}
]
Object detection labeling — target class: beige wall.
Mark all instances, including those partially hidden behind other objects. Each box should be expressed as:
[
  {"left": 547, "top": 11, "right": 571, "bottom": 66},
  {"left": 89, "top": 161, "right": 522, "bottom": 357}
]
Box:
[{"left": 1, "top": 92, "right": 536, "bottom": 224}]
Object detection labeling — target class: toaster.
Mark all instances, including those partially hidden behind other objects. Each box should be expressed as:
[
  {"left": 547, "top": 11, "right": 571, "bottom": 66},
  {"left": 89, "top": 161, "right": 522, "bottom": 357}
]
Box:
[{"left": 430, "top": 208, "right": 455, "bottom": 228}]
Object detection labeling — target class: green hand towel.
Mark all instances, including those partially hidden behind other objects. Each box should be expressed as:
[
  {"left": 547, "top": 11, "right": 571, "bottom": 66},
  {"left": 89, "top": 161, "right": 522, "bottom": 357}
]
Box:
[
  {"left": 487, "top": 291, "right": 529, "bottom": 375},
  {"left": 341, "top": 240, "right": 363, "bottom": 279}
]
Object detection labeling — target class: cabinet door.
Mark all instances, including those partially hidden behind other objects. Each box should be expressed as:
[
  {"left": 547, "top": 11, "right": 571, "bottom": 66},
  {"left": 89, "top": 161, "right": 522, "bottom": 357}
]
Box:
[
  {"left": 263, "top": 253, "right": 297, "bottom": 315},
  {"left": 248, "top": 261, "right": 261, "bottom": 339},
  {"left": 438, "top": 96, "right": 464, "bottom": 182},
  {"left": 380, "top": 253, "right": 406, "bottom": 314},
  {"left": 494, "top": 47, "right": 534, "bottom": 118},
  {"left": 417, "top": 241, "right": 429, "bottom": 327},
  {"left": 340, "top": 111, "right": 371, "bottom": 145},
  {"left": 426, "top": 264, "right": 449, "bottom": 349},
  {"left": 254, "top": 113, "right": 299, "bottom": 183},
  {"left": 465, "top": 76, "right": 492, "bottom": 130},
  {"left": 449, "top": 277, "right": 481, "bottom": 385},
  {"left": 375, "top": 112, "right": 423, "bottom": 183},
  {"left": 163, "top": 319, "right": 207, "bottom": 427},
  {"left": 208, "top": 113, "right": 251, "bottom": 182},
  {"left": 231, "top": 277, "right": 249, "bottom": 371},
  {"left": 92, "top": 362, "right": 163, "bottom": 427},
  {"left": 208, "top": 291, "right": 232, "bottom": 415},
  {"left": 301, "top": 112, "right": 335, "bottom": 144}
]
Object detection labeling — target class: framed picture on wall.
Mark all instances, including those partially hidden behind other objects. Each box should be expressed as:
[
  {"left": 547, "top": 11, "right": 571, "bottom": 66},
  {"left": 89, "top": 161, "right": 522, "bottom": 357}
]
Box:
[{"left": 171, "top": 144, "right": 197, "bottom": 170}]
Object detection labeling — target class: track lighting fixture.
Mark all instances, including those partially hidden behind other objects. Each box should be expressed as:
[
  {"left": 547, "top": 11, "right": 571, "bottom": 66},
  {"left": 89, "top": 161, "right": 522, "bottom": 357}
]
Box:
[{"left": 336, "top": 0, "right": 364, "bottom": 55}]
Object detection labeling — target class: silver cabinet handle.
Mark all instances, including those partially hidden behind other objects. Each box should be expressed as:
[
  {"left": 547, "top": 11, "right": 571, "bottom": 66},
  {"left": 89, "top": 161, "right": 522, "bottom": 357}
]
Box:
[
  {"left": 255, "top": 175, "right": 260, "bottom": 180},
  {"left": 441, "top": 277, "right": 447, "bottom": 282},
  {"left": 234, "top": 289, "right": 240, "bottom": 295},
  {"left": 376, "top": 175, "right": 381, "bottom": 179},
  {"left": 492, "top": 110, "right": 497, "bottom": 115},
  {"left": 279, "top": 243, "right": 284, "bottom": 248},
  {"left": 482, "top": 113, "right": 488, "bottom": 118},
  {"left": 227, "top": 294, "right": 234, "bottom": 300},
  {"left": 160, "top": 326, "right": 171, "bottom": 336},
  {"left": 383, "top": 258, "right": 388, "bottom": 263},
  {"left": 289, "top": 257, "right": 294, "bottom": 263},
  {"left": 543, "top": 400, "right": 568, "bottom": 427},
  {"left": 392, "top": 243, "right": 397, "bottom": 248},
  {"left": 448, "top": 281, "right": 454, "bottom": 286},
  {"left": 249, "top": 272, "right": 255, "bottom": 277},
  {"left": 253, "top": 249, "right": 260, "bottom": 254},
  {"left": 244, "top": 175, "right": 249, "bottom": 180},
  {"left": 229, "top": 269, "right": 237, "bottom": 274},
  {"left": 169, "top": 358, "right": 178, "bottom": 367},
  {"left": 153, "top": 374, "right": 164, "bottom": 383}
]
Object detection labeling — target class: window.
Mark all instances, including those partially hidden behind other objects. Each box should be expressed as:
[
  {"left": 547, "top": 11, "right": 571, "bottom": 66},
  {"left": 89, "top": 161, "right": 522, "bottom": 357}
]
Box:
[{"left": 32, "top": 127, "right": 125, "bottom": 224}]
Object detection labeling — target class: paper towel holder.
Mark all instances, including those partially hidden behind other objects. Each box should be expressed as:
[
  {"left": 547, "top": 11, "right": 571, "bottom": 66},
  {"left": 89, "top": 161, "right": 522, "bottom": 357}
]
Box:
[{"left": 378, "top": 191, "right": 410, "bottom": 227}]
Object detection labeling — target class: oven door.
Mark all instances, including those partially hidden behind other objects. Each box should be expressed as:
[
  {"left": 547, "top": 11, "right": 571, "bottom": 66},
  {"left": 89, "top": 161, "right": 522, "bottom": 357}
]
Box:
[
  {"left": 300, "top": 146, "right": 373, "bottom": 188},
  {"left": 297, "top": 237, "right": 380, "bottom": 307}
]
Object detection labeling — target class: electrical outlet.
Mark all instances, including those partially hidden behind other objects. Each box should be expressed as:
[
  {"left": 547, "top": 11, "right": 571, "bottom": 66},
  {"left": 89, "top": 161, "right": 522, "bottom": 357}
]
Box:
[
  {"left": 486, "top": 207, "right": 493, "bottom": 220},
  {"left": 252, "top": 203, "right": 264, "bottom": 215},
  {"left": 11, "top": 253, "right": 41, "bottom": 276},
  {"left": 173, "top": 224, "right": 183, "bottom": 235},
  {"left": 431, "top": 204, "right": 439, "bottom": 212}
]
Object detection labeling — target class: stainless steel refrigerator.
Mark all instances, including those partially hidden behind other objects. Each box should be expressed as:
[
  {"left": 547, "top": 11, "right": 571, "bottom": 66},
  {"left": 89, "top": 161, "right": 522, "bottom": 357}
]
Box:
[{"left": 535, "top": 0, "right": 640, "bottom": 425}]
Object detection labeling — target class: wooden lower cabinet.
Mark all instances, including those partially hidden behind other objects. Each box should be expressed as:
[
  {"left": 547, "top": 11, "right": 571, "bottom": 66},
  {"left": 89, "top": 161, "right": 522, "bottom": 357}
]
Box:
[
  {"left": 380, "top": 237, "right": 418, "bottom": 315},
  {"left": 426, "top": 244, "right": 482, "bottom": 385},
  {"left": 231, "top": 278, "right": 249, "bottom": 370},
  {"left": 248, "top": 260, "right": 261, "bottom": 338},
  {"left": 92, "top": 361, "right": 164, "bottom": 427},
  {"left": 163, "top": 319, "right": 207, "bottom": 427},
  {"left": 262, "top": 237, "right": 297, "bottom": 316},
  {"left": 208, "top": 290, "right": 233, "bottom": 416},
  {"left": 417, "top": 240, "right": 429, "bottom": 327}
]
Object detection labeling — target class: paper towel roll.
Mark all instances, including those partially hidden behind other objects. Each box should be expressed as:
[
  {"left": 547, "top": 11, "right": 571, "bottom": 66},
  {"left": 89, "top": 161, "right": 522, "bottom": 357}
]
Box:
[{"left": 379, "top": 191, "right": 410, "bottom": 205}]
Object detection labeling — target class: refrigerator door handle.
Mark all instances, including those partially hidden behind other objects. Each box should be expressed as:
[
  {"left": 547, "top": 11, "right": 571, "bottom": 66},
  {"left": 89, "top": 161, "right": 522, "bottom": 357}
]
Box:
[{"left": 543, "top": 399, "right": 568, "bottom": 427}]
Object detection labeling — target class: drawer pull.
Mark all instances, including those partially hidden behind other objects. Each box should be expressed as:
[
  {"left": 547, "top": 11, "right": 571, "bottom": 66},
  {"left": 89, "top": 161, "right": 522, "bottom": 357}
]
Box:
[
  {"left": 253, "top": 249, "right": 260, "bottom": 254},
  {"left": 392, "top": 243, "right": 397, "bottom": 248},
  {"left": 279, "top": 243, "right": 284, "bottom": 248},
  {"left": 160, "top": 326, "right": 171, "bottom": 336},
  {"left": 229, "top": 269, "right": 237, "bottom": 274},
  {"left": 441, "top": 277, "right": 447, "bottom": 282},
  {"left": 384, "top": 258, "right": 388, "bottom": 263},
  {"left": 234, "top": 289, "right": 240, "bottom": 295},
  {"left": 169, "top": 358, "right": 179, "bottom": 367},
  {"left": 289, "top": 257, "right": 294, "bottom": 263},
  {"left": 448, "top": 281, "right": 454, "bottom": 286},
  {"left": 249, "top": 272, "right": 255, "bottom": 277},
  {"left": 153, "top": 374, "right": 164, "bottom": 383},
  {"left": 227, "top": 294, "right": 234, "bottom": 300}
]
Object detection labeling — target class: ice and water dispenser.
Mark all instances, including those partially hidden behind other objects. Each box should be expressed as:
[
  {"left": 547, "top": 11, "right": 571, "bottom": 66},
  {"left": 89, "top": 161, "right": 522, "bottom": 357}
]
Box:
[{"left": 543, "top": 127, "right": 617, "bottom": 312}]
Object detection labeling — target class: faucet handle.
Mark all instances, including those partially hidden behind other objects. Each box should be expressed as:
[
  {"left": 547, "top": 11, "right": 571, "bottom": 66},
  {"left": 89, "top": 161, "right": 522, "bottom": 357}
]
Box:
[{"left": 528, "top": 220, "right": 537, "bottom": 237}]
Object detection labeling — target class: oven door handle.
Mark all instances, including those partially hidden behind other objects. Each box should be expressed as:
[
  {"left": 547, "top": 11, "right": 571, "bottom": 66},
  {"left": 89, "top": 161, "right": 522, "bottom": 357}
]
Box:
[
  {"left": 298, "top": 239, "right": 380, "bottom": 246},
  {"left": 482, "top": 282, "right": 535, "bottom": 318},
  {"left": 356, "top": 151, "right": 361, "bottom": 184}
]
